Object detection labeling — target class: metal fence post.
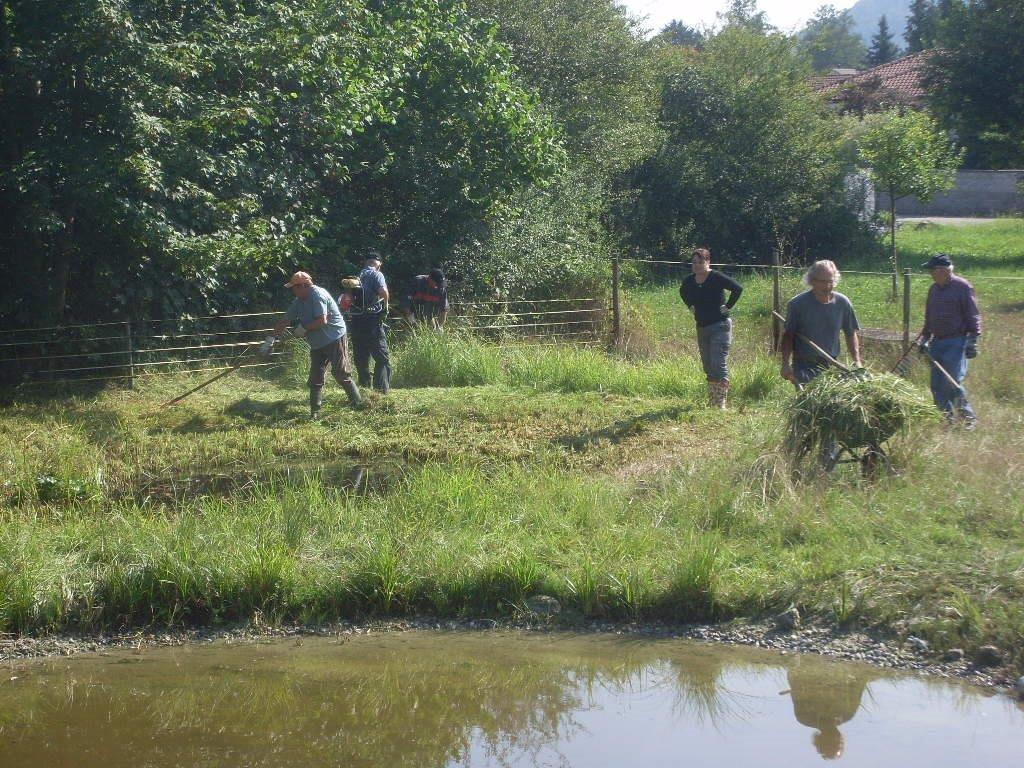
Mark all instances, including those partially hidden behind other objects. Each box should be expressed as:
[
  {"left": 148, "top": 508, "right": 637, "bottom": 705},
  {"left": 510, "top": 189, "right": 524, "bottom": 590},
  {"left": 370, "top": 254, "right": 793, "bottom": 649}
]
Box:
[
  {"left": 125, "top": 320, "right": 136, "bottom": 389},
  {"left": 892, "top": 268, "right": 899, "bottom": 302},
  {"left": 771, "top": 249, "right": 782, "bottom": 352},
  {"left": 612, "top": 255, "right": 622, "bottom": 344},
  {"left": 902, "top": 268, "right": 912, "bottom": 348}
]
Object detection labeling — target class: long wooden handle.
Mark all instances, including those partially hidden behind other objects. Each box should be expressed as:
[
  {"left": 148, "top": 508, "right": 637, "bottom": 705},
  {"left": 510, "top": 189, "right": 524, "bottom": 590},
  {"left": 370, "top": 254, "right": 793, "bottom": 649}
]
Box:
[
  {"left": 771, "top": 310, "right": 851, "bottom": 373},
  {"left": 160, "top": 343, "right": 256, "bottom": 407},
  {"left": 926, "top": 352, "right": 966, "bottom": 393}
]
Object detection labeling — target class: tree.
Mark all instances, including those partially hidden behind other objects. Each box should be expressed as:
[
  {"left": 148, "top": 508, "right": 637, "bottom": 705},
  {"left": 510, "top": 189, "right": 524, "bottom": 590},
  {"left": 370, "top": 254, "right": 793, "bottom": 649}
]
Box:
[
  {"left": 858, "top": 109, "right": 962, "bottom": 286},
  {"left": 635, "top": 27, "right": 846, "bottom": 260},
  {"left": 799, "top": 5, "right": 867, "bottom": 72},
  {"left": 905, "top": 0, "right": 937, "bottom": 53},
  {"left": 718, "top": 0, "right": 772, "bottom": 33},
  {"left": 927, "top": 0, "right": 1024, "bottom": 168},
  {"left": 0, "top": 0, "right": 561, "bottom": 324},
  {"left": 458, "top": 0, "right": 665, "bottom": 297},
  {"left": 867, "top": 15, "right": 900, "bottom": 66},
  {"left": 656, "top": 20, "right": 704, "bottom": 48}
]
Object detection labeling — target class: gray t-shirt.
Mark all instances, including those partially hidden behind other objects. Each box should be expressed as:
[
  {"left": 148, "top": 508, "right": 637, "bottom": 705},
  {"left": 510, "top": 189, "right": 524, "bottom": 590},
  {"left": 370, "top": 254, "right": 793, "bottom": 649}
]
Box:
[
  {"left": 784, "top": 290, "right": 859, "bottom": 364},
  {"left": 287, "top": 285, "right": 346, "bottom": 350}
]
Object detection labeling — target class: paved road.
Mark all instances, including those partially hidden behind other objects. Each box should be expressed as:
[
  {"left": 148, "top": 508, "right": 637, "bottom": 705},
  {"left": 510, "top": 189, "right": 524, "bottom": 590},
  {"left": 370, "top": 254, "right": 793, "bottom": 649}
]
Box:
[{"left": 898, "top": 216, "right": 1009, "bottom": 226}]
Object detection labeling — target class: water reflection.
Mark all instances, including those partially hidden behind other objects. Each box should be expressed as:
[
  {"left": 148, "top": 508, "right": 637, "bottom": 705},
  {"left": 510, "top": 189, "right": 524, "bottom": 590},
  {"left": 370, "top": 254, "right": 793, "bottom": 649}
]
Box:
[
  {"left": 785, "top": 658, "right": 875, "bottom": 759},
  {"left": 1, "top": 632, "right": 1020, "bottom": 767}
]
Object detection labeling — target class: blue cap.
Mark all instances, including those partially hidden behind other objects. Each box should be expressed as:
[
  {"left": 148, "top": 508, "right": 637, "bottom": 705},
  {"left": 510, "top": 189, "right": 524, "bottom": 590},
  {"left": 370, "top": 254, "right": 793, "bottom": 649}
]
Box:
[{"left": 921, "top": 253, "right": 953, "bottom": 269}]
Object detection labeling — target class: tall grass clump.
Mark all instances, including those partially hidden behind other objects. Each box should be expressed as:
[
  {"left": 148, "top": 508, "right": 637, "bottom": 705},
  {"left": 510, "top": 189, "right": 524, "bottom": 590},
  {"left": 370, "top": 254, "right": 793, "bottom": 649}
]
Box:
[
  {"left": 784, "top": 370, "right": 935, "bottom": 461},
  {"left": 393, "top": 328, "right": 504, "bottom": 387}
]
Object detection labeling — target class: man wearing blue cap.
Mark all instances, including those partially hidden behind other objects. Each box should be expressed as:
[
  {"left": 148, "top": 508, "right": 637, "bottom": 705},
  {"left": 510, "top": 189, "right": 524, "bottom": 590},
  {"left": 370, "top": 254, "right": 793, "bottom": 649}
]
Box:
[{"left": 918, "top": 253, "right": 981, "bottom": 427}]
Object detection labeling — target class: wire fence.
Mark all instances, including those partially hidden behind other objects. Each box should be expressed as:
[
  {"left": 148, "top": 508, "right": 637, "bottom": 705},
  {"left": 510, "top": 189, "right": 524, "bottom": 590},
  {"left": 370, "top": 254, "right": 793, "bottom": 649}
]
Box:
[
  {"left": 0, "top": 296, "right": 607, "bottom": 388},
  {"left": 611, "top": 254, "right": 1021, "bottom": 352}
]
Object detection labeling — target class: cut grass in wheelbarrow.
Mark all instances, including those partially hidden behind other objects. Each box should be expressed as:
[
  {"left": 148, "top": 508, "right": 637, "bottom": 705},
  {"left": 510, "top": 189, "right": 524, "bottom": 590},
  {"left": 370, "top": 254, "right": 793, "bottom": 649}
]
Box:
[{"left": 784, "top": 370, "right": 936, "bottom": 475}]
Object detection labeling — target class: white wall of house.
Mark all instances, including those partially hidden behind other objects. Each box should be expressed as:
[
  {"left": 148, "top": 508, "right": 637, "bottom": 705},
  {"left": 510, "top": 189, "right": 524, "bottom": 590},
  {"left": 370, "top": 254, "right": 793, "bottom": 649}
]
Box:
[{"left": 877, "top": 170, "right": 1024, "bottom": 217}]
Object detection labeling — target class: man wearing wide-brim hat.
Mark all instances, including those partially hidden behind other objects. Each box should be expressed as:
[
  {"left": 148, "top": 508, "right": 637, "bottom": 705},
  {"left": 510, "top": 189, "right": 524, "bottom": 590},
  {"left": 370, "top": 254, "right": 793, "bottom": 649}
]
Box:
[
  {"left": 270, "top": 271, "right": 361, "bottom": 418},
  {"left": 917, "top": 253, "right": 981, "bottom": 428}
]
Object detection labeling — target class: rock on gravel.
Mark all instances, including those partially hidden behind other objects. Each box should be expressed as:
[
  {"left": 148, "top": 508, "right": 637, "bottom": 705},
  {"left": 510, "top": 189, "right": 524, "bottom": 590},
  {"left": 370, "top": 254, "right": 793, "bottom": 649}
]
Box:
[
  {"left": 906, "top": 636, "right": 929, "bottom": 654},
  {"left": 943, "top": 648, "right": 965, "bottom": 662},
  {"left": 775, "top": 608, "right": 800, "bottom": 632},
  {"left": 973, "top": 645, "right": 1003, "bottom": 667},
  {"left": 524, "top": 595, "right": 561, "bottom": 617}
]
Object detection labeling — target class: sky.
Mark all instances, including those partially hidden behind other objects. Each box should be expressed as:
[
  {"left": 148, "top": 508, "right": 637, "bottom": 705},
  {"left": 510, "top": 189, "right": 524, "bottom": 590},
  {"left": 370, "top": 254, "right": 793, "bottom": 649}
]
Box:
[{"left": 618, "top": 0, "right": 859, "bottom": 36}]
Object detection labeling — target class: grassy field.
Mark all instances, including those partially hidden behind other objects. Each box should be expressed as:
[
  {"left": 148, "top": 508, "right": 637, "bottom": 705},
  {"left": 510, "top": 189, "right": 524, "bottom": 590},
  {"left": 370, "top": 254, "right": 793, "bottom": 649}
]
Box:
[{"left": 1, "top": 222, "right": 1022, "bottom": 671}]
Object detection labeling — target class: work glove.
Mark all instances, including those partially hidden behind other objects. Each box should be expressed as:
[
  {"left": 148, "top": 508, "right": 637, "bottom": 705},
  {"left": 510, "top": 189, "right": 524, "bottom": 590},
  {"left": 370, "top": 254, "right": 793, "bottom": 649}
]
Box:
[
  {"left": 719, "top": 304, "right": 730, "bottom": 316},
  {"left": 258, "top": 334, "right": 276, "bottom": 357},
  {"left": 965, "top": 336, "right": 978, "bottom": 359},
  {"left": 292, "top": 324, "right": 308, "bottom": 339},
  {"left": 916, "top": 339, "right": 931, "bottom": 356}
]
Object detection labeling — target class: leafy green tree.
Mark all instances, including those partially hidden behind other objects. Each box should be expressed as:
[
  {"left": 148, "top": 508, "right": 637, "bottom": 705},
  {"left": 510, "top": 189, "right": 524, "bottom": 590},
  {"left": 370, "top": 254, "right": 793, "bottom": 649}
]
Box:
[
  {"left": 799, "top": 5, "right": 867, "bottom": 72},
  {"left": 656, "top": 20, "right": 704, "bottom": 48},
  {"left": 867, "top": 15, "right": 900, "bottom": 66},
  {"left": 927, "top": 0, "right": 1024, "bottom": 168},
  {"left": 858, "top": 109, "right": 962, "bottom": 280},
  {"left": 718, "top": 0, "right": 773, "bottom": 33},
  {"left": 0, "top": 0, "right": 561, "bottom": 324},
  {"left": 636, "top": 26, "right": 846, "bottom": 260},
  {"left": 905, "top": 0, "right": 937, "bottom": 53},
  {"left": 458, "top": 0, "right": 664, "bottom": 297}
]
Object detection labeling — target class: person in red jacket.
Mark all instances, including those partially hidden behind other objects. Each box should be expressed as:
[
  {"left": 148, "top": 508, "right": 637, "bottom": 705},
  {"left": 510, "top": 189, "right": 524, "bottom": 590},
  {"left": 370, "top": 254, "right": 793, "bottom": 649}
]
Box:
[{"left": 403, "top": 268, "right": 450, "bottom": 328}]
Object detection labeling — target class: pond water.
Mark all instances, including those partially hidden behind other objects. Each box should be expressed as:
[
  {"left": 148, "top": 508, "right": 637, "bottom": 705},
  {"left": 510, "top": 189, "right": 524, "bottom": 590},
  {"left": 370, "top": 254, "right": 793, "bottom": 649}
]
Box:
[{"left": 1, "top": 632, "right": 1021, "bottom": 767}]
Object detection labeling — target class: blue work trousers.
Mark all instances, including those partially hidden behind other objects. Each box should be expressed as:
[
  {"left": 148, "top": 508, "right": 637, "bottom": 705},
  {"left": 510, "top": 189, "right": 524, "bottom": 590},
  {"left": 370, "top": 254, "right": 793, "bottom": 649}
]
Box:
[{"left": 928, "top": 336, "right": 975, "bottom": 419}]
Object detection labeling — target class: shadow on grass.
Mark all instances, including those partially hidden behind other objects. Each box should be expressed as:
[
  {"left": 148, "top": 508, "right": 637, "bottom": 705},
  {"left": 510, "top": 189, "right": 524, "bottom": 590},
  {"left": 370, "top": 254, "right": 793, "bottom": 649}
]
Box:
[
  {"left": 162, "top": 397, "right": 299, "bottom": 434},
  {"left": 555, "top": 406, "right": 696, "bottom": 452},
  {"left": 224, "top": 396, "right": 297, "bottom": 423}
]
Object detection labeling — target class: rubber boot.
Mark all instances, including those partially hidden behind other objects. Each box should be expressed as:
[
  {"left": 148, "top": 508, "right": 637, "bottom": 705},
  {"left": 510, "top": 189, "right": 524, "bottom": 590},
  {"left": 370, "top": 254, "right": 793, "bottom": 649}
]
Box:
[
  {"left": 309, "top": 386, "right": 323, "bottom": 420},
  {"left": 708, "top": 380, "right": 728, "bottom": 410},
  {"left": 342, "top": 379, "right": 362, "bottom": 407}
]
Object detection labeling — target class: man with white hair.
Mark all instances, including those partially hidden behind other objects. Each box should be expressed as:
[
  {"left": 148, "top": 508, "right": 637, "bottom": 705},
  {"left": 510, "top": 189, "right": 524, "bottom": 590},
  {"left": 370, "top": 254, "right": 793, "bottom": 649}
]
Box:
[
  {"left": 780, "top": 260, "right": 862, "bottom": 387},
  {"left": 918, "top": 253, "right": 981, "bottom": 427}
]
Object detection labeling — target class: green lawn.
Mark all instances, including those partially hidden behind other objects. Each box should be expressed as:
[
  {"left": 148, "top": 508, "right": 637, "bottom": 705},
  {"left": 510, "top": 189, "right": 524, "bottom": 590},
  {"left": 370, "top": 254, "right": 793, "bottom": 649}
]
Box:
[{"left": 1, "top": 223, "right": 1022, "bottom": 672}]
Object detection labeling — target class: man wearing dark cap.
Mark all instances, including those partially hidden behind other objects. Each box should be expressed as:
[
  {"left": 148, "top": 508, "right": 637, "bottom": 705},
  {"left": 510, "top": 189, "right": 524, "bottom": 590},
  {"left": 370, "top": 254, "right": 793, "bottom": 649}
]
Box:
[
  {"left": 918, "top": 253, "right": 981, "bottom": 427},
  {"left": 270, "top": 271, "right": 361, "bottom": 418},
  {"left": 403, "top": 268, "right": 450, "bottom": 327},
  {"left": 349, "top": 251, "right": 391, "bottom": 394}
]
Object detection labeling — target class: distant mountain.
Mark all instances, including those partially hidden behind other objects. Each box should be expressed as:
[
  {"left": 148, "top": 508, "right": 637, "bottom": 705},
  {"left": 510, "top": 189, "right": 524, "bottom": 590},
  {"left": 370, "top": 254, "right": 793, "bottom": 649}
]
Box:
[{"left": 847, "top": 0, "right": 912, "bottom": 47}]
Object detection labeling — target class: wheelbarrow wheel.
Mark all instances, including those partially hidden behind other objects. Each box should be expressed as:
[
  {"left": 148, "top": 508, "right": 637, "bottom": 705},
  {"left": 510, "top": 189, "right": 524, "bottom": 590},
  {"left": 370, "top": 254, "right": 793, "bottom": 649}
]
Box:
[{"left": 860, "top": 444, "right": 890, "bottom": 480}]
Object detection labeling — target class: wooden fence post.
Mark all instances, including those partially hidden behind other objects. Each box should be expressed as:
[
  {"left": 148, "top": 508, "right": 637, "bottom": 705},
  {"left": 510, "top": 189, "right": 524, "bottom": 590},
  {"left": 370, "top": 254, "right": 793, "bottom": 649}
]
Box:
[
  {"left": 612, "top": 255, "right": 622, "bottom": 345},
  {"left": 125, "top": 320, "right": 136, "bottom": 389},
  {"left": 902, "top": 268, "right": 912, "bottom": 348},
  {"left": 771, "top": 249, "right": 782, "bottom": 352}
]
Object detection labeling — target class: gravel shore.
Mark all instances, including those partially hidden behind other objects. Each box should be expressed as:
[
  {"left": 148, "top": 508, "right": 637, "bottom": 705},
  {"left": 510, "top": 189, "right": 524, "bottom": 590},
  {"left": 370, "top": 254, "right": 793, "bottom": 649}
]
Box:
[{"left": 1, "top": 616, "right": 1018, "bottom": 695}]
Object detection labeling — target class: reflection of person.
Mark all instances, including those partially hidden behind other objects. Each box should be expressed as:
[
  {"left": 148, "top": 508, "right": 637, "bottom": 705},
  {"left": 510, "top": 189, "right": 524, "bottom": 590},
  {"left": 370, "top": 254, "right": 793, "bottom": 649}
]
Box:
[
  {"left": 918, "top": 253, "right": 981, "bottom": 429},
  {"left": 349, "top": 251, "right": 391, "bottom": 394},
  {"left": 679, "top": 248, "right": 742, "bottom": 409},
  {"left": 786, "top": 662, "right": 869, "bottom": 760},
  {"left": 272, "top": 271, "right": 361, "bottom": 418},
  {"left": 780, "top": 260, "right": 862, "bottom": 388},
  {"left": 403, "top": 268, "right": 450, "bottom": 327}
]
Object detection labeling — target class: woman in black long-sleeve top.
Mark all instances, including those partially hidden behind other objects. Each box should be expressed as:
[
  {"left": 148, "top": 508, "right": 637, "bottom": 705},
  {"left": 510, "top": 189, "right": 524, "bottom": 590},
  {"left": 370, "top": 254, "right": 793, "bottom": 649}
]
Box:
[{"left": 679, "top": 248, "right": 743, "bottom": 408}]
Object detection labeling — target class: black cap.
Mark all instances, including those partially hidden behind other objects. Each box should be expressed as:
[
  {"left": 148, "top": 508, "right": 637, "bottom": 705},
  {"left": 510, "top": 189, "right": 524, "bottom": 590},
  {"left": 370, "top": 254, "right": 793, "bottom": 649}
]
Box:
[
  {"left": 921, "top": 253, "right": 953, "bottom": 269},
  {"left": 428, "top": 268, "right": 445, "bottom": 284},
  {"left": 365, "top": 249, "right": 383, "bottom": 264}
]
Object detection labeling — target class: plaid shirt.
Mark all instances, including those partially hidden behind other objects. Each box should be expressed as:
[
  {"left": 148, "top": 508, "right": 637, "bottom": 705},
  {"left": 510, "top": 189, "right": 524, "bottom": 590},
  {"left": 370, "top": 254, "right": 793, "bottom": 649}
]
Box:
[{"left": 924, "top": 275, "right": 981, "bottom": 338}]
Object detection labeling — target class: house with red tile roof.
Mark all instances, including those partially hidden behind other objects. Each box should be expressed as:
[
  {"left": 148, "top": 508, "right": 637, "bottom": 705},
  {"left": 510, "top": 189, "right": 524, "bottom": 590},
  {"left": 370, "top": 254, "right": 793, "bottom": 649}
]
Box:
[{"left": 811, "top": 52, "right": 932, "bottom": 111}]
